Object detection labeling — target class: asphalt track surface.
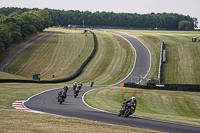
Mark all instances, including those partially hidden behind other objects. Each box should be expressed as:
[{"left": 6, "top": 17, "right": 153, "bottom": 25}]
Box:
[{"left": 11, "top": 31, "right": 200, "bottom": 133}]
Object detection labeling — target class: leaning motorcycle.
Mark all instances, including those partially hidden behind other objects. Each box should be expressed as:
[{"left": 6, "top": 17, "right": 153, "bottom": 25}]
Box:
[
  {"left": 117, "top": 99, "right": 136, "bottom": 117},
  {"left": 57, "top": 91, "right": 66, "bottom": 104},
  {"left": 74, "top": 88, "right": 79, "bottom": 98}
]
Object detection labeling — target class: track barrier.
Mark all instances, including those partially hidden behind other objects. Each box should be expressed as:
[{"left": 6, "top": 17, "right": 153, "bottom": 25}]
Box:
[{"left": 122, "top": 82, "right": 200, "bottom": 92}]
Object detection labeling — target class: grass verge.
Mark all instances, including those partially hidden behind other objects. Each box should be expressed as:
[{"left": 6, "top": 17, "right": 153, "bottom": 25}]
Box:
[
  {"left": 1, "top": 28, "right": 134, "bottom": 86},
  {"left": 72, "top": 30, "right": 135, "bottom": 85},
  {"left": 0, "top": 109, "right": 162, "bottom": 133},
  {"left": 111, "top": 30, "right": 200, "bottom": 84},
  {"left": 3, "top": 28, "right": 94, "bottom": 80},
  {"left": 84, "top": 86, "right": 200, "bottom": 127}
]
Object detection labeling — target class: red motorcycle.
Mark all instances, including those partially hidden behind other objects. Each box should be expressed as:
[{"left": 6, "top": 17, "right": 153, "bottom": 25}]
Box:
[
  {"left": 74, "top": 88, "right": 79, "bottom": 98},
  {"left": 57, "top": 91, "right": 66, "bottom": 104}
]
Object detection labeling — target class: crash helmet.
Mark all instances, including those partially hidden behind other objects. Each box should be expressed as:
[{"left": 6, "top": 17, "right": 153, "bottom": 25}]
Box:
[
  {"left": 64, "top": 85, "right": 68, "bottom": 90},
  {"left": 132, "top": 97, "right": 135, "bottom": 100}
]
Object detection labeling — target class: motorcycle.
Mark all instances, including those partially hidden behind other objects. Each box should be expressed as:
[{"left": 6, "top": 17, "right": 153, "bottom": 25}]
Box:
[
  {"left": 57, "top": 91, "right": 66, "bottom": 104},
  {"left": 78, "top": 85, "right": 82, "bottom": 90},
  {"left": 117, "top": 99, "right": 136, "bottom": 117},
  {"left": 74, "top": 87, "right": 79, "bottom": 98},
  {"left": 73, "top": 85, "right": 77, "bottom": 90}
]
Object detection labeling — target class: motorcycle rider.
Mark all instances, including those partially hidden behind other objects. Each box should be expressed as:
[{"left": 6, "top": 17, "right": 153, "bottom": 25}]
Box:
[
  {"left": 57, "top": 85, "right": 68, "bottom": 100},
  {"left": 78, "top": 82, "right": 83, "bottom": 86},
  {"left": 119, "top": 97, "right": 137, "bottom": 115},
  {"left": 78, "top": 82, "right": 83, "bottom": 90},
  {"left": 73, "top": 82, "right": 77, "bottom": 90}
]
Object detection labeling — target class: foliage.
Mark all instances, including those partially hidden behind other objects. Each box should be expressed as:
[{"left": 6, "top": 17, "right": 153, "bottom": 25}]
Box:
[
  {"left": 0, "top": 24, "right": 12, "bottom": 53},
  {"left": 178, "top": 20, "right": 193, "bottom": 30},
  {"left": 46, "top": 9, "right": 195, "bottom": 30},
  {"left": 3, "top": 17, "right": 22, "bottom": 43},
  {"left": 0, "top": 8, "right": 52, "bottom": 54},
  {"left": 0, "top": 7, "right": 196, "bottom": 30}
]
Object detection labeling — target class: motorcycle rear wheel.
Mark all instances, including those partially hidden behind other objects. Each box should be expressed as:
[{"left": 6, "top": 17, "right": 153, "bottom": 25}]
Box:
[{"left": 60, "top": 98, "right": 64, "bottom": 104}]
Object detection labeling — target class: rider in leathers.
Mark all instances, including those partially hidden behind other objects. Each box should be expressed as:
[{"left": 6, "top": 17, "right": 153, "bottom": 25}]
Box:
[
  {"left": 73, "top": 82, "right": 77, "bottom": 90},
  {"left": 119, "top": 97, "right": 137, "bottom": 114},
  {"left": 57, "top": 85, "right": 68, "bottom": 99},
  {"left": 78, "top": 82, "right": 83, "bottom": 90}
]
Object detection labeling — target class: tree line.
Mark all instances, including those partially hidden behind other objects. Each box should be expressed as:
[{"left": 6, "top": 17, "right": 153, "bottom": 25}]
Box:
[
  {"left": 0, "top": 8, "right": 52, "bottom": 54},
  {"left": 0, "top": 7, "right": 198, "bottom": 54},
  {"left": 45, "top": 9, "right": 197, "bottom": 30},
  {"left": 1, "top": 7, "right": 197, "bottom": 30}
]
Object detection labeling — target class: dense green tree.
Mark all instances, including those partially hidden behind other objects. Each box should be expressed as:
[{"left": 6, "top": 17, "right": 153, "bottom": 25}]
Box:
[
  {"left": 0, "top": 14, "right": 6, "bottom": 23},
  {"left": 178, "top": 20, "right": 193, "bottom": 30},
  {"left": 3, "top": 17, "right": 22, "bottom": 43},
  {"left": 0, "top": 24, "right": 12, "bottom": 53},
  {"left": 8, "top": 9, "right": 22, "bottom": 18},
  {"left": 0, "top": 8, "right": 52, "bottom": 54},
  {"left": 38, "top": 9, "right": 52, "bottom": 28},
  {"left": 193, "top": 17, "right": 198, "bottom": 28}
]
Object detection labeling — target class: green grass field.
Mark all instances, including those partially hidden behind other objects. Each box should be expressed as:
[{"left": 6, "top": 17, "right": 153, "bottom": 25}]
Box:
[
  {"left": 0, "top": 28, "right": 135, "bottom": 108},
  {"left": 1, "top": 28, "right": 200, "bottom": 132},
  {"left": 1, "top": 28, "right": 135, "bottom": 85},
  {"left": 111, "top": 30, "right": 200, "bottom": 84},
  {"left": 0, "top": 28, "right": 161, "bottom": 132},
  {"left": 84, "top": 86, "right": 200, "bottom": 127},
  {"left": 3, "top": 28, "right": 94, "bottom": 80},
  {"left": 0, "top": 109, "right": 161, "bottom": 133}
]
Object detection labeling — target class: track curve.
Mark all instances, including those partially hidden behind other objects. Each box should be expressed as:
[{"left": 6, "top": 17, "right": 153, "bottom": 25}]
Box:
[{"left": 24, "top": 31, "right": 200, "bottom": 133}]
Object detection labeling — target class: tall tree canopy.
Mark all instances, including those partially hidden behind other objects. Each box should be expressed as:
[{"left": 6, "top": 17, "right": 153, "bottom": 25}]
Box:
[{"left": 0, "top": 8, "right": 52, "bottom": 54}]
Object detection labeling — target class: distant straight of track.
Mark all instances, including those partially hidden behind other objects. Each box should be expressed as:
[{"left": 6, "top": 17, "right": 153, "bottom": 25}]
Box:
[
  {"left": 23, "top": 30, "right": 200, "bottom": 133},
  {"left": 108, "top": 31, "right": 151, "bottom": 84}
]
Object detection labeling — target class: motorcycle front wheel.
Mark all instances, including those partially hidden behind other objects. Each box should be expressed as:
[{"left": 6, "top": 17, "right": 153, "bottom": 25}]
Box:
[
  {"left": 117, "top": 111, "right": 121, "bottom": 116},
  {"left": 124, "top": 108, "right": 131, "bottom": 117}
]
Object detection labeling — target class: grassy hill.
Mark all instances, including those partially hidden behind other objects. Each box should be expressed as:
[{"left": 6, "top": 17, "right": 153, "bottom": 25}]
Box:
[
  {"left": 84, "top": 87, "right": 200, "bottom": 126},
  {"left": 1, "top": 28, "right": 200, "bottom": 132},
  {"left": 115, "top": 30, "right": 200, "bottom": 84},
  {"left": 0, "top": 28, "right": 135, "bottom": 85},
  {"left": 2, "top": 28, "right": 94, "bottom": 80}
]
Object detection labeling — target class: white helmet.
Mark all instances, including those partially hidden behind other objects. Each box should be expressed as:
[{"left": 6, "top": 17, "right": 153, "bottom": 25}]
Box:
[{"left": 132, "top": 97, "right": 135, "bottom": 100}]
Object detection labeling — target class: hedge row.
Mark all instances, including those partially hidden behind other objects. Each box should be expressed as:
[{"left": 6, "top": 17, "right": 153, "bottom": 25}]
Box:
[
  {"left": 123, "top": 82, "right": 200, "bottom": 92},
  {"left": 0, "top": 31, "right": 97, "bottom": 83}
]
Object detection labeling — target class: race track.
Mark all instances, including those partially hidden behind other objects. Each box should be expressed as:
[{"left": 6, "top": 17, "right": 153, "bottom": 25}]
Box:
[{"left": 24, "top": 31, "right": 200, "bottom": 133}]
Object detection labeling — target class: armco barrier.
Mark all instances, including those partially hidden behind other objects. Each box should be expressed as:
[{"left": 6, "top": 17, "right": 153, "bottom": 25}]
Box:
[
  {"left": 0, "top": 31, "right": 97, "bottom": 83},
  {"left": 122, "top": 82, "right": 200, "bottom": 92}
]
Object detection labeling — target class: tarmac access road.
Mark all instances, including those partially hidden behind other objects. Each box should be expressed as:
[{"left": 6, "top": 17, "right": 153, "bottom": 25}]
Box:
[
  {"left": 0, "top": 31, "right": 53, "bottom": 71},
  {"left": 24, "top": 31, "right": 200, "bottom": 133}
]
